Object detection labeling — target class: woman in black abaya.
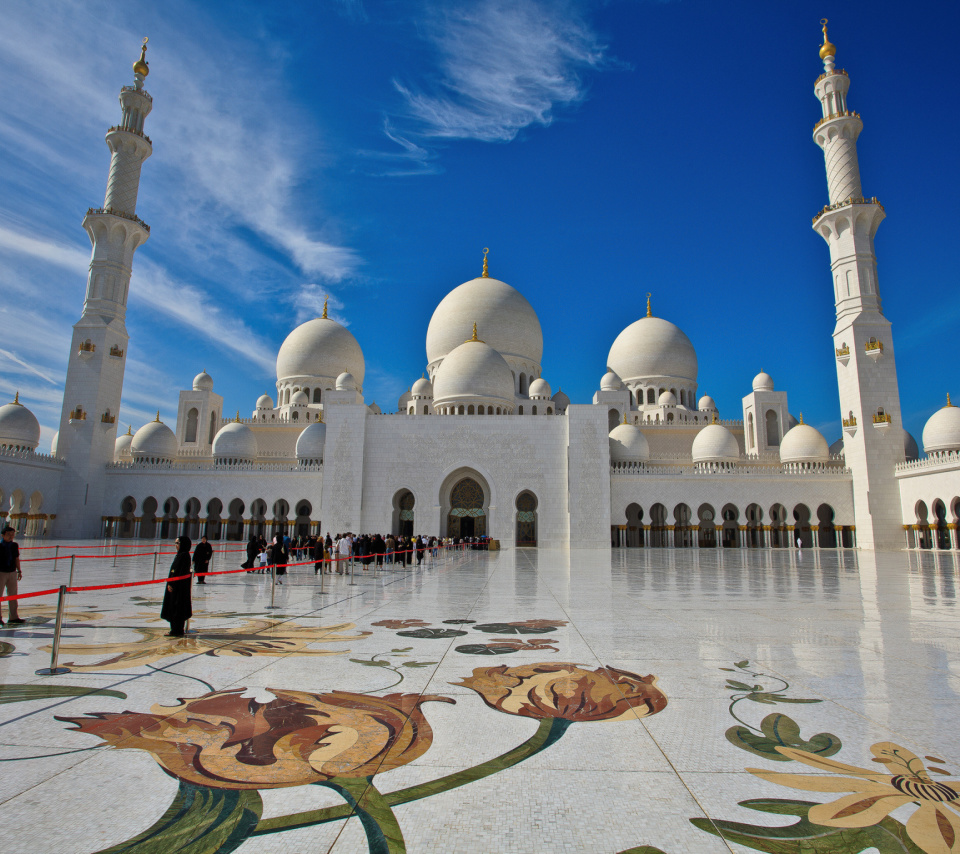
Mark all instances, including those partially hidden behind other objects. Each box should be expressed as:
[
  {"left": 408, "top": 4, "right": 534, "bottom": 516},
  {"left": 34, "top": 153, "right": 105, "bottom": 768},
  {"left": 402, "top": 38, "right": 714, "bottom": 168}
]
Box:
[{"left": 161, "top": 536, "right": 193, "bottom": 637}]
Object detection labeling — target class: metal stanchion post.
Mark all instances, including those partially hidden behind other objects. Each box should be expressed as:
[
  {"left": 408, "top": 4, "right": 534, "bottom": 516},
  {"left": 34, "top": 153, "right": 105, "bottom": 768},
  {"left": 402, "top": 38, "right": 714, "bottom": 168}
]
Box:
[
  {"left": 152, "top": 552, "right": 159, "bottom": 580},
  {"left": 66, "top": 555, "right": 76, "bottom": 593},
  {"left": 53, "top": 545, "right": 60, "bottom": 571},
  {"left": 266, "top": 563, "right": 279, "bottom": 609},
  {"left": 319, "top": 559, "right": 327, "bottom": 594},
  {"left": 113, "top": 542, "right": 119, "bottom": 567},
  {"left": 36, "top": 586, "right": 71, "bottom": 675},
  {"left": 349, "top": 554, "right": 357, "bottom": 586}
]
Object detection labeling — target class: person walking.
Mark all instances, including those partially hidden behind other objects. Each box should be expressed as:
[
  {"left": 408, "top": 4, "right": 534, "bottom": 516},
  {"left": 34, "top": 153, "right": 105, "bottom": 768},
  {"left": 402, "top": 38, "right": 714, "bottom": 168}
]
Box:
[
  {"left": 242, "top": 534, "right": 259, "bottom": 570},
  {"left": 161, "top": 536, "right": 192, "bottom": 637},
  {"left": 193, "top": 535, "right": 213, "bottom": 584},
  {"left": 337, "top": 532, "right": 351, "bottom": 573},
  {"left": 0, "top": 526, "right": 25, "bottom": 626},
  {"left": 312, "top": 534, "right": 323, "bottom": 575}
]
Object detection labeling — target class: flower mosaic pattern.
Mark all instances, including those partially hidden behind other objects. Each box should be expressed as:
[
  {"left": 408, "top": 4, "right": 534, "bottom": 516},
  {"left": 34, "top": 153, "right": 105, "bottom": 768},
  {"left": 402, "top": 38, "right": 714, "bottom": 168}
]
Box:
[
  {"left": 455, "top": 638, "right": 560, "bottom": 655},
  {"left": 471, "top": 619, "right": 567, "bottom": 634},
  {"left": 371, "top": 619, "right": 430, "bottom": 629},
  {"left": 54, "top": 619, "right": 370, "bottom": 670},
  {"left": 454, "top": 662, "right": 667, "bottom": 721},
  {"left": 59, "top": 688, "right": 454, "bottom": 789},
  {"left": 750, "top": 743, "right": 960, "bottom": 854}
]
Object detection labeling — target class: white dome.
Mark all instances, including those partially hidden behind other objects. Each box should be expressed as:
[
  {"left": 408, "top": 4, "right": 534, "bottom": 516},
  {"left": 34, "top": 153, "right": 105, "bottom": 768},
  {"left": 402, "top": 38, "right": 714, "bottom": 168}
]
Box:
[
  {"left": 692, "top": 423, "right": 740, "bottom": 464},
  {"left": 290, "top": 390, "right": 309, "bottom": 406},
  {"left": 600, "top": 370, "right": 622, "bottom": 391},
  {"left": 658, "top": 390, "right": 677, "bottom": 406},
  {"left": 904, "top": 429, "right": 919, "bottom": 461},
  {"left": 368, "top": 401, "right": 382, "bottom": 415},
  {"left": 698, "top": 395, "right": 717, "bottom": 411},
  {"left": 51, "top": 431, "right": 59, "bottom": 456},
  {"left": 752, "top": 371, "right": 774, "bottom": 392},
  {"left": 609, "top": 422, "right": 650, "bottom": 463},
  {"left": 426, "top": 276, "right": 543, "bottom": 367},
  {"left": 922, "top": 401, "right": 960, "bottom": 454},
  {"left": 256, "top": 393, "right": 274, "bottom": 409},
  {"left": 607, "top": 316, "right": 697, "bottom": 384},
  {"left": 433, "top": 339, "right": 515, "bottom": 409},
  {"left": 528, "top": 378, "right": 552, "bottom": 398},
  {"left": 552, "top": 389, "right": 570, "bottom": 412},
  {"left": 212, "top": 421, "right": 257, "bottom": 461},
  {"left": 336, "top": 372, "right": 356, "bottom": 391},
  {"left": 114, "top": 429, "right": 133, "bottom": 460},
  {"left": 296, "top": 421, "right": 327, "bottom": 461},
  {"left": 779, "top": 422, "right": 830, "bottom": 463},
  {"left": 276, "top": 317, "right": 365, "bottom": 387},
  {"left": 0, "top": 396, "right": 41, "bottom": 451},
  {"left": 193, "top": 370, "right": 214, "bottom": 391},
  {"left": 412, "top": 376, "right": 433, "bottom": 396},
  {"left": 131, "top": 419, "right": 178, "bottom": 461}
]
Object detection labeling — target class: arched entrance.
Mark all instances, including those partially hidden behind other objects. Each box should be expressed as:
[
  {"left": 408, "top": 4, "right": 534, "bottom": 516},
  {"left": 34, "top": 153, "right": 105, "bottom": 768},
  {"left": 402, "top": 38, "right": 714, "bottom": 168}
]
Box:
[
  {"left": 444, "top": 475, "right": 487, "bottom": 539},
  {"left": 516, "top": 491, "right": 538, "bottom": 546},
  {"left": 393, "top": 490, "right": 415, "bottom": 537}
]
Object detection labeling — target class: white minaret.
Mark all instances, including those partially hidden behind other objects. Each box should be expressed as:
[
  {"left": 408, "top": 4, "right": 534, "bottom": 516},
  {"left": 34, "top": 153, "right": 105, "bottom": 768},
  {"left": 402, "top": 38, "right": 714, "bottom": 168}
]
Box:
[
  {"left": 54, "top": 41, "right": 154, "bottom": 537},
  {"left": 812, "top": 21, "right": 904, "bottom": 549}
]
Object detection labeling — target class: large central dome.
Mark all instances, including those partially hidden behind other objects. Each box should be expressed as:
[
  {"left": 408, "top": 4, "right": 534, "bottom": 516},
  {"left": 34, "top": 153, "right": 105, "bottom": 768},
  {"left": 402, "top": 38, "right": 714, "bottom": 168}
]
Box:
[
  {"left": 607, "top": 316, "right": 698, "bottom": 384},
  {"left": 426, "top": 276, "right": 543, "bottom": 367},
  {"left": 276, "top": 317, "right": 365, "bottom": 387}
]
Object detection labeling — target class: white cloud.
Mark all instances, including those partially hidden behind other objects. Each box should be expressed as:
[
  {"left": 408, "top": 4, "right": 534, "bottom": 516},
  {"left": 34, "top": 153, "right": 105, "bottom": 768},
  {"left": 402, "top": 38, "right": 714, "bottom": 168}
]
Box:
[{"left": 392, "top": 0, "right": 606, "bottom": 143}]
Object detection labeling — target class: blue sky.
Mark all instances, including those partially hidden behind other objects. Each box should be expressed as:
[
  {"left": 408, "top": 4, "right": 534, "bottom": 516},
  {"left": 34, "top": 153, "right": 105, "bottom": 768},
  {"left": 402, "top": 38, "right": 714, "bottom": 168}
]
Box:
[{"left": 1, "top": 0, "right": 958, "bottom": 450}]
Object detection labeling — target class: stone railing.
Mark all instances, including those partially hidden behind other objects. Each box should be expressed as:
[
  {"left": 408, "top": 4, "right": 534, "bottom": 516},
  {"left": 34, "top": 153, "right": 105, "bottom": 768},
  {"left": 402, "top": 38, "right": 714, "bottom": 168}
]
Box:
[
  {"left": 812, "top": 196, "right": 884, "bottom": 225},
  {"left": 107, "top": 125, "right": 152, "bottom": 145},
  {"left": 896, "top": 451, "right": 960, "bottom": 474},
  {"left": 815, "top": 68, "right": 848, "bottom": 85},
  {"left": 612, "top": 460, "right": 850, "bottom": 477},
  {"left": 121, "top": 85, "right": 153, "bottom": 101},
  {"left": 0, "top": 447, "right": 65, "bottom": 465},
  {"left": 107, "top": 459, "right": 320, "bottom": 472},
  {"left": 813, "top": 109, "right": 860, "bottom": 132},
  {"left": 86, "top": 207, "right": 150, "bottom": 233}
]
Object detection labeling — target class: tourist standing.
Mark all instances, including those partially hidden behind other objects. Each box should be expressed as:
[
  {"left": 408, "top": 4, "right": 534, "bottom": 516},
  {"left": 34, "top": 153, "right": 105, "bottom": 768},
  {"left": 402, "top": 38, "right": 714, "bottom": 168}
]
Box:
[
  {"left": 161, "top": 536, "right": 192, "bottom": 637},
  {"left": 193, "top": 535, "right": 213, "bottom": 584},
  {"left": 0, "top": 526, "right": 25, "bottom": 626}
]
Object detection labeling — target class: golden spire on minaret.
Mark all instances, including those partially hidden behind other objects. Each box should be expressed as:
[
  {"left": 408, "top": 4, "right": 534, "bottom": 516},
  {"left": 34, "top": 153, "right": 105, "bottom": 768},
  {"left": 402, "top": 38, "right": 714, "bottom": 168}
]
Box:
[
  {"left": 133, "top": 37, "right": 150, "bottom": 77},
  {"left": 646, "top": 293, "right": 652, "bottom": 318},
  {"left": 819, "top": 19, "right": 836, "bottom": 60},
  {"left": 467, "top": 322, "right": 483, "bottom": 343},
  {"left": 481, "top": 247, "right": 489, "bottom": 278},
  {"left": 322, "top": 296, "right": 329, "bottom": 319}
]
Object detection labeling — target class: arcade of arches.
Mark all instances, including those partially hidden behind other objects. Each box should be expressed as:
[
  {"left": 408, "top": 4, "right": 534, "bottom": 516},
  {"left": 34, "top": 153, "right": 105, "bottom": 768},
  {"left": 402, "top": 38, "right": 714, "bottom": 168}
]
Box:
[{"left": 907, "top": 497, "right": 960, "bottom": 550}]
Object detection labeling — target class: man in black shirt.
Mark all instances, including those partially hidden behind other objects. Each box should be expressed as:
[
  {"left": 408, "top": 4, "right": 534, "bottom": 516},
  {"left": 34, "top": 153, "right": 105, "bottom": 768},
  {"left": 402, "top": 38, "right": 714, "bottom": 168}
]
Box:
[
  {"left": 0, "top": 526, "right": 25, "bottom": 625},
  {"left": 192, "top": 535, "right": 213, "bottom": 584}
]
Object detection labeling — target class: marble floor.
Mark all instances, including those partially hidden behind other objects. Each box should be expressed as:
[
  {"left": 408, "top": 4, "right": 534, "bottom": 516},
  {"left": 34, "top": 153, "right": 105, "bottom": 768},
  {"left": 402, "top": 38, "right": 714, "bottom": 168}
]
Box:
[{"left": 1, "top": 542, "right": 959, "bottom": 854}]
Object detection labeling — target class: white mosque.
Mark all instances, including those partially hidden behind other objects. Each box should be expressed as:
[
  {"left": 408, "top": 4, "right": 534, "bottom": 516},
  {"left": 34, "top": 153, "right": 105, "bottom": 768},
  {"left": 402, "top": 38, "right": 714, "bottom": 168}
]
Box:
[{"left": 1, "top": 25, "right": 959, "bottom": 552}]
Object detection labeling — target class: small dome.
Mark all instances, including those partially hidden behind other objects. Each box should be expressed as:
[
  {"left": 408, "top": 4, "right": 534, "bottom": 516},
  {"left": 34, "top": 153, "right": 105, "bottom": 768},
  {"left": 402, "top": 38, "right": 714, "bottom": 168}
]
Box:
[
  {"left": 256, "top": 393, "right": 274, "bottom": 409},
  {"left": 600, "top": 370, "right": 622, "bottom": 391},
  {"left": 212, "top": 421, "right": 258, "bottom": 461},
  {"left": 131, "top": 418, "right": 178, "bottom": 461},
  {"left": 114, "top": 428, "right": 133, "bottom": 460},
  {"left": 336, "top": 371, "right": 356, "bottom": 391},
  {"left": 368, "top": 401, "right": 382, "bottom": 415},
  {"left": 552, "top": 389, "right": 570, "bottom": 412},
  {"left": 0, "top": 395, "right": 41, "bottom": 451},
  {"left": 528, "top": 378, "right": 552, "bottom": 398},
  {"left": 904, "top": 429, "right": 919, "bottom": 462},
  {"left": 752, "top": 371, "right": 774, "bottom": 392},
  {"left": 426, "top": 276, "right": 543, "bottom": 367},
  {"left": 697, "top": 395, "right": 717, "bottom": 411},
  {"left": 397, "top": 388, "right": 412, "bottom": 411},
  {"left": 433, "top": 339, "right": 515, "bottom": 409},
  {"left": 786, "top": 412, "right": 799, "bottom": 431},
  {"left": 296, "top": 420, "right": 327, "bottom": 461},
  {"left": 290, "top": 390, "right": 309, "bottom": 406},
  {"left": 922, "top": 399, "right": 960, "bottom": 454},
  {"left": 50, "top": 431, "right": 59, "bottom": 455},
  {"left": 692, "top": 423, "right": 740, "bottom": 464},
  {"left": 607, "top": 316, "right": 698, "bottom": 384},
  {"left": 193, "top": 370, "right": 214, "bottom": 391},
  {"left": 609, "top": 422, "right": 650, "bottom": 463},
  {"left": 276, "top": 317, "right": 365, "bottom": 387},
  {"left": 412, "top": 376, "right": 433, "bottom": 396},
  {"left": 780, "top": 422, "right": 830, "bottom": 463},
  {"left": 658, "top": 390, "right": 677, "bottom": 406}
]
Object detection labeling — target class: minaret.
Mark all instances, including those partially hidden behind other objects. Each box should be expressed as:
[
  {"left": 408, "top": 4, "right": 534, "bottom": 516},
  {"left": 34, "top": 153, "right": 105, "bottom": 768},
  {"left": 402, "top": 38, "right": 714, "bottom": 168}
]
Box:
[
  {"left": 812, "top": 21, "right": 904, "bottom": 549},
  {"left": 54, "top": 40, "right": 154, "bottom": 537}
]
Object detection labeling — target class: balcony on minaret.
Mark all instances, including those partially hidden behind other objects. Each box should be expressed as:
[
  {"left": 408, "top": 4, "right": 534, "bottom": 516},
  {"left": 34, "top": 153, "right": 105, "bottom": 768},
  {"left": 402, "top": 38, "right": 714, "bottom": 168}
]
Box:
[
  {"left": 107, "top": 124, "right": 152, "bottom": 145},
  {"left": 78, "top": 339, "right": 96, "bottom": 357},
  {"left": 864, "top": 338, "right": 884, "bottom": 362},
  {"left": 872, "top": 409, "right": 892, "bottom": 432},
  {"left": 835, "top": 343, "right": 850, "bottom": 365},
  {"left": 109, "top": 345, "right": 124, "bottom": 358},
  {"left": 812, "top": 196, "right": 884, "bottom": 226},
  {"left": 813, "top": 110, "right": 860, "bottom": 133},
  {"left": 101, "top": 410, "right": 116, "bottom": 425},
  {"left": 85, "top": 207, "right": 150, "bottom": 234},
  {"left": 69, "top": 406, "right": 87, "bottom": 423},
  {"left": 842, "top": 414, "right": 857, "bottom": 436}
]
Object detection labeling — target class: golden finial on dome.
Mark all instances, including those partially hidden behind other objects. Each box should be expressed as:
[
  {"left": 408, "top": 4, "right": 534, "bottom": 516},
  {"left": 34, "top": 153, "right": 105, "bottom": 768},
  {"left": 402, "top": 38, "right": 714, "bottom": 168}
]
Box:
[
  {"left": 467, "top": 322, "right": 483, "bottom": 343},
  {"left": 133, "top": 37, "right": 150, "bottom": 77},
  {"left": 235, "top": 410, "right": 241, "bottom": 422},
  {"left": 322, "top": 296, "right": 328, "bottom": 319},
  {"left": 646, "top": 293, "right": 652, "bottom": 318},
  {"left": 154, "top": 410, "right": 161, "bottom": 422},
  {"left": 948, "top": 393, "right": 954, "bottom": 407},
  {"left": 819, "top": 19, "right": 836, "bottom": 60},
  {"left": 622, "top": 412, "right": 628, "bottom": 425},
  {"left": 126, "top": 424, "right": 133, "bottom": 435},
  {"left": 13, "top": 390, "right": 21, "bottom": 405},
  {"left": 712, "top": 412, "right": 719, "bottom": 424},
  {"left": 318, "top": 408, "right": 324, "bottom": 422},
  {"left": 481, "top": 247, "right": 489, "bottom": 278},
  {"left": 799, "top": 412, "right": 805, "bottom": 424}
]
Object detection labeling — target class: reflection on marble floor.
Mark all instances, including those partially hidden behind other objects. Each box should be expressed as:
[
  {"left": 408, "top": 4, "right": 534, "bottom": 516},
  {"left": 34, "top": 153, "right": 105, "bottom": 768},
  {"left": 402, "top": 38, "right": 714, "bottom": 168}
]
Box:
[{"left": 1, "top": 544, "right": 959, "bottom": 853}]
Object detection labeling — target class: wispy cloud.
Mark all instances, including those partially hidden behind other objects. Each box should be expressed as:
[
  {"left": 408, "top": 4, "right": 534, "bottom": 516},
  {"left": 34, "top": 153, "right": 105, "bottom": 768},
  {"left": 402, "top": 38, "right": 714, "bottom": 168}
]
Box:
[{"left": 391, "top": 0, "right": 607, "bottom": 144}]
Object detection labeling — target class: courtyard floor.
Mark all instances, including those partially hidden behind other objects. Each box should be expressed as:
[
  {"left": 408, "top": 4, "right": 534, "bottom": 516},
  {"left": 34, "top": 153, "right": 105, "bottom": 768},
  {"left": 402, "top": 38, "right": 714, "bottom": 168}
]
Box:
[{"left": 1, "top": 542, "right": 958, "bottom": 853}]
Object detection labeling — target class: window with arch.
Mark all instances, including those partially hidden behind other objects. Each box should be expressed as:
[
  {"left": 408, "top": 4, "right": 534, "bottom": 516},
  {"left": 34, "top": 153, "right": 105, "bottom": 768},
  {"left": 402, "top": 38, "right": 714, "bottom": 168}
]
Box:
[
  {"left": 313, "top": 388, "right": 322, "bottom": 403},
  {"left": 518, "top": 405, "right": 524, "bottom": 415},
  {"left": 747, "top": 412, "right": 755, "bottom": 451},
  {"left": 423, "top": 405, "right": 429, "bottom": 415},
  {"left": 765, "top": 409, "right": 779, "bottom": 446},
  {"left": 647, "top": 388, "right": 655, "bottom": 404},
  {"left": 185, "top": 408, "right": 199, "bottom": 443},
  {"left": 532, "top": 405, "right": 537, "bottom": 415},
  {"left": 208, "top": 412, "right": 217, "bottom": 444}
]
